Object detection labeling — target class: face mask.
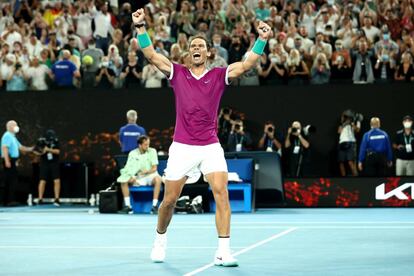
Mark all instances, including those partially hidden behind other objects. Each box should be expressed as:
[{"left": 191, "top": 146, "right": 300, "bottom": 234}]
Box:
[
  {"left": 383, "top": 33, "right": 390, "bottom": 41},
  {"left": 335, "top": 45, "right": 343, "bottom": 51},
  {"left": 382, "top": 54, "right": 389, "bottom": 62},
  {"left": 213, "top": 42, "right": 221, "bottom": 47},
  {"left": 404, "top": 122, "right": 412, "bottom": 129},
  {"left": 13, "top": 126, "right": 19, "bottom": 133},
  {"left": 101, "top": 61, "right": 109, "bottom": 67}
]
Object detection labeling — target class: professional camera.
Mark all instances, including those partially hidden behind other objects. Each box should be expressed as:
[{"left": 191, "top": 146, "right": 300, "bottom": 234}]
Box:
[
  {"left": 234, "top": 124, "right": 241, "bottom": 131},
  {"left": 267, "top": 126, "right": 274, "bottom": 132},
  {"left": 291, "top": 127, "right": 299, "bottom": 134},
  {"left": 33, "top": 130, "right": 58, "bottom": 154},
  {"left": 343, "top": 109, "right": 364, "bottom": 124},
  {"left": 222, "top": 107, "right": 231, "bottom": 115}
]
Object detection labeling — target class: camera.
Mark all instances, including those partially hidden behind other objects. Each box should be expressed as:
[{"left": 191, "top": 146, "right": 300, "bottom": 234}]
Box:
[
  {"left": 15, "top": 63, "right": 22, "bottom": 70},
  {"left": 291, "top": 127, "right": 299, "bottom": 134},
  {"left": 234, "top": 124, "right": 241, "bottom": 131},
  {"left": 33, "top": 137, "right": 48, "bottom": 153},
  {"left": 267, "top": 126, "right": 274, "bottom": 132},
  {"left": 342, "top": 109, "right": 364, "bottom": 124},
  {"left": 33, "top": 130, "right": 58, "bottom": 154},
  {"left": 222, "top": 108, "right": 231, "bottom": 115}
]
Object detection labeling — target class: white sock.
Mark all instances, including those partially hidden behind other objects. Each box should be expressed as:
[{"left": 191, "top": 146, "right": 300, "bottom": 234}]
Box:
[
  {"left": 218, "top": 237, "right": 230, "bottom": 252},
  {"left": 124, "top": 197, "right": 131, "bottom": 207},
  {"left": 152, "top": 199, "right": 158, "bottom": 207},
  {"left": 156, "top": 230, "right": 167, "bottom": 241}
]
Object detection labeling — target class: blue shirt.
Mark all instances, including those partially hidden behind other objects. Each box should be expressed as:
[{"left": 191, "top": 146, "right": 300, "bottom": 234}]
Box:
[
  {"left": 119, "top": 124, "right": 146, "bottom": 153},
  {"left": 1, "top": 131, "right": 21, "bottom": 158},
  {"left": 359, "top": 128, "right": 393, "bottom": 162},
  {"left": 52, "top": 60, "right": 77, "bottom": 87}
]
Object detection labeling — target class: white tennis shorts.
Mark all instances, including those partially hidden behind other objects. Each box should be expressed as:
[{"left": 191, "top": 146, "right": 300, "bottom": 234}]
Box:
[
  {"left": 133, "top": 172, "right": 160, "bottom": 186},
  {"left": 164, "top": 142, "right": 228, "bottom": 183}
]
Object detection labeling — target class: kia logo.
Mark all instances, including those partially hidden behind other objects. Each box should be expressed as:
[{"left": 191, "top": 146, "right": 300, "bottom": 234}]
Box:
[{"left": 376, "top": 183, "right": 414, "bottom": 200}]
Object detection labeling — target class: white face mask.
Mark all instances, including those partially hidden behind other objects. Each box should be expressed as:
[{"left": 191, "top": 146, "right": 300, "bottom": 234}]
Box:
[
  {"left": 13, "top": 126, "right": 19, "bottom": 133},
  {"left": 404, "top": 122, "right": 412, "bottom": 129}
]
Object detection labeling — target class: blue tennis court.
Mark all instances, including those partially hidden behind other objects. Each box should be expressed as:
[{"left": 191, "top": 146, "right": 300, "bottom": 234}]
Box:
[{"left": 1, "top": 207, "right": 413, "bottom": 276}]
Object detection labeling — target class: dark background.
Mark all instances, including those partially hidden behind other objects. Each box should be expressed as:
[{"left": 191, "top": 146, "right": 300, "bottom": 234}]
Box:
[{"left": 0, "top": 83, "right": 413, "bottom": 189}]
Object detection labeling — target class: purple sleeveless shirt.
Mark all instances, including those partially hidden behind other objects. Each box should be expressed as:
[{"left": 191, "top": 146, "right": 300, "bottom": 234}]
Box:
[{"left": 169, "top": 63, "right": 229, "bottom": 146}]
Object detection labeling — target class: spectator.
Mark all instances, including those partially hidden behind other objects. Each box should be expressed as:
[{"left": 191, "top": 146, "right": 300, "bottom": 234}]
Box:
[
  {"left": 128, "top": 38, "right": 146, "bottom": 69},
  {"left": 338, "top": 111, "right": 360, "bottom": 177},
  {"left": 266, "top": 44, "right": 287, "bottom": 85},
  {"left": 255, "top": 0, "right": 270, "bottom": 21},
  {"left": 361, "top": 15, "right": 380, "bottom": 44},
  {"left": 258, "top": 121, "right": 283, "bottom": 153},
  {"left": 212, "top": 33, "right": 228, "bottom": 62},
  {"left": 310, "top": 32, "right": 332, "bottom": 60},
  {"left": 142, "top": 63, "right": 165, "bottom": 88},
  {"left": 336, "top": 16, "right": 357, "bottom": 50},
  {"left": 394, "top": 52, "right": 414, "bottom": 82},
  {"left": 1, "top": 22, "right": 22, "bottom": 47},
  {"left": 0, "top": 53, "right": 15, "bottom": 89},
  {"left": 6, "top": 62, "right": 27, "bottom": 91},
  {"left": 393, "top": 116, "right": 414, "bottom": 176},
  {"left": 1, "top": 120, "right": 33, "bottom": 206},
  {"left": 299, "top": 2, "right": 316, "bottom": 39},
  {"left": 120, "top": 51, "right": 142, "bottom": 89},
  {"left": 228, "top": 36, "right": 246, "bottom": 64},
  {"left": 206, "top": 47, "right": 227, "bottom": 70},
  {"left": 284, "top": 121, "right": 310, "bottom": 177},
  {"left": 352, "top": 39, "right": 375, "bottom": 84},
  {"left": 92, "top": 2, "right": 113, "bottom": 54},
  {"left": 74, "top": 1, "right": 95, "bottom": 47},
  {"left": 50, "top": 49, "right": 80, "bottom": 88},
  {"left": 94, "top": 56, "right": 116, "bottom": 89},
  {"left": 286, "top": 49, "right": 309, "bottom": 85},
  {"left": 218, "top": 107, "right": 233, "bottom": 151},
  {"left": 297, "top": 26, "right": 314, "bottom": 55},
  {"left": 373, "top": 47, "right": 396, "bottom": 83},
  {"left": 119, "top": 110, "right": 146, "bottom": 154},
  {"left": 25, "top": 32, "right": 43, "bottom": 58},
  {"left": 112, "top": 28, "right": 128, "bottom": 60},
  {"left": 358, "top": 117, "right": 393, "bottom": 176},
  {"left": 374, "top": 27, "right": 399, "bottom": 62},
  {"left": 310, "top": 53, "right": 330, "bottom": 84},
  {"left": 169, "top": 43, "right": 182, "bottom": 63},
  {"left": 117, "top": 136, "right": 162, "bottom": 215},
  {"left": 81, "top": 38, "right": 104, "bottom": 86},
  {"left": 39, "top": 48, "right": 55, "bottom": 68},
  {"left": 239, "top": 52, "right": 260, "bottom": 86},
  {"left": 34, "top": 129, "right": 61, "bottom": 206},
  {"left": 26, "top": 56, "right": 52, "bottom": 91},
  {"left": 331, "top": 40, "right": 353, "bottom": 82},
  {"left": 227, "top": 119, "right": 252, "bottom": 152}
]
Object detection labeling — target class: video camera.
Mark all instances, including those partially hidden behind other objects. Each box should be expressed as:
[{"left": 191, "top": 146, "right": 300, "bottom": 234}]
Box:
[
  {"left": 33, "top": 130, "right": 58, "bottom": 154},
  {"left": 342, "top": 109, "right": 364, "bottom": 124}
]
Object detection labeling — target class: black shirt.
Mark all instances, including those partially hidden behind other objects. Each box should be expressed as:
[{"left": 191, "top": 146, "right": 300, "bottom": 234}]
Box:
[
  {"left": 394, "top": 129, "right": 414, "bottom": 160},
  {"left": 96, "top": 67, "right": 116, "bottom": 89},
  {"left": 122, "top": 63, "right": 143, "bottom": 88},
  {"left": 40, "top": 139, "right": 60, "bottom": 164}
]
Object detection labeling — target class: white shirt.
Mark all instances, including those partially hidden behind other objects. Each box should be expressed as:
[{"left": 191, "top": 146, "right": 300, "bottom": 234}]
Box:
[
  {"left": 75, "top": 12, "right": 94, "bottom": 37},
  {"left": 339, "top": 124, "right": 356, "bottom": 143},
  {"left": 2, "top": 31, "right": 22, "bottom": 49},
  {"left": 93, "top": 11, "right": 113, "bottom": 38},
  {"left": 26, "top": 64, "right": 50, "bottom": 90},
  {"left": 25, "top": 40, "right": 43, "bottom": 58},
  {"left": 301, "top": 13, "right": 316, "bottom": 38},
  {"left": 142, "top": 65, "right": 165, "bottom": 88},
  {"left": 0, "top": 63, "right": 13, "bottom": 80},
  {"left": 362, "top": 26, "right": 380, "bottom": 43}
]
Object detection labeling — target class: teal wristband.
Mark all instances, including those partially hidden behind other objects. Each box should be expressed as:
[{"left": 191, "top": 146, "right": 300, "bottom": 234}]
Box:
[
  {"left": 137, "top": 32, "right": 152, "bottom": 49},
  {"left": 252, "top": 38, "right": 267, "bottom": 55}
]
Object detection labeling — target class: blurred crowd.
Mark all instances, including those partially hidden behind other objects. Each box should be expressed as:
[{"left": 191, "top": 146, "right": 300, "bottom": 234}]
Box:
[{"left": 1, "top": 0, "right": 414, "bottom": 91}]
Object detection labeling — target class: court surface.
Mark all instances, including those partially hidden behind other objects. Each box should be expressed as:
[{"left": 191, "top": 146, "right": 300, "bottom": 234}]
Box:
[{"left": 1, "top": 207, "right": 413, "bottom": 276}]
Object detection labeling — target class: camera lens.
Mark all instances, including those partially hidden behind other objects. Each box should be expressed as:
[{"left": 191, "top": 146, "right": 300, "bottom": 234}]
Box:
[
  {"left": 267, "top": 127, "right": 274, "bottom": 132},
  {"left": 292, "top": 127, "right": 298, "bottom": 133}
]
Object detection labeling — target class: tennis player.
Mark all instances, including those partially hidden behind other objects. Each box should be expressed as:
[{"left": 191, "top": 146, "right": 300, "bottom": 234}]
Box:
[{"left": 132, "top": 8, "right": 271, "bottom": 267}]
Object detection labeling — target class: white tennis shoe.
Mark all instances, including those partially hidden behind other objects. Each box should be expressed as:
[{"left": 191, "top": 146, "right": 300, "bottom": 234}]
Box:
[
  {"left": 150, "top": 235, "right": 167, "bottom": 262},
  {"left": 214, "top": 250, "right": 239, "bottom": 267}
]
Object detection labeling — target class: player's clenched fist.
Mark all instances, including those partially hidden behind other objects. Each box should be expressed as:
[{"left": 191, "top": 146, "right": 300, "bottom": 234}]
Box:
[{"left": 132, "top": 8, "right": 145, "bottom": 24}]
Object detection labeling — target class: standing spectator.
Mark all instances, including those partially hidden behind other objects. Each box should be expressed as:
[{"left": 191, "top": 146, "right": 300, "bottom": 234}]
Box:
[
  {"left": 212, "top": 33, "right": 228, "bottom": 63},
  {"left": 297, "top": 26, "right": 314, "bottom": 55},
  {"left": 352, "top": 39, "right": 375, "bottom": 84},
  {"left": 6, "top": 63, "right": 27, "bottom": 91},
  {"left": 331, "top": 40, "right": 352, "bottom": 82},
  {"left": 299, "top": 2, "right": 316, "bottom": 39},
  {"left": 361, "top": 15, "right": 380, "bottom": 44},
  {"left": 310, "top": 53, "right": 330, "bottom": 84},
  {"left": 373, "top": 47, "right": 396, "bottom": 83},
  {"left": 141, "top": 63, "right": 165, "bottom": 88},
  {"left": 112, "top": 28, "right": 128, "bottom": 60},
  {"left": 1, "top": 22, "right": 22, "bottom": 47},
  {"left": 266, "top": 44, "right": 287, "bottom": 85},
  {"left": 119, "top": 110, "right": 146, "bottom": 154},
  {"left": 338, "top": 111, "right": 360, "bottom": 177},
  {"left": 228, "top": 36, "right": 246, "bottom": 64},
  {"left": 74, "top": 1, "right": 95, "bottom": 47},
  {"left": 81, "top": 39, "right": 104, "bottom": 86},
  {"left": 258, "top": 121, "right": 282, "bottom": 153},
  {"left": 50, "top": 50, "right": 80, "bottom": 88},
  {"left": 94, "top": 56, "right": 116, "bottom": 89},
  {"left": 286, "top": 49, "right": 309, "bottom": 85},
  {"left": 393, "top": 116, "right": 414, "bottom": 176},
  {"left": 206, "top": 47, "right": 227, "bottom": 70},
  {"left": 394, "top": 52, "right": 414, "bottom": 82},
  {"left": 310, "top": 32, "right": 332, "bottom": 60},
  {"left": 284, "top": 121, "right": 310, "bottom": 177},
  {"left": 169, "top": 44, "right": 182, "bottom": 63},
  {"left": 0, "top": 53, "right": 15, "bottom": 89},
  {"left": 93, "top": 2, "right": 113, "bottom": 55},
  {"left": 227, "top": 119, "right": 252, "bottom": 152},
  {"left": 26, "top": 56, "right": 52, "bottom": 91},
  {"left": 120, "top": 51, "right": 142, "bottom": 89},
  {"left": 39, "top": 48, "right": 55, "bottom": 68},
  {"left": 358, "top": 117, "right": 393, "bottom": 176},
  {"left": 1, "top": 120, "right": 33, "bottom": 206},
  {"left": 25, "top": 33, "right": 43, "bottom": 58},
  {"left": 255, "top": 0, "right": 270, "bottom": 21}
]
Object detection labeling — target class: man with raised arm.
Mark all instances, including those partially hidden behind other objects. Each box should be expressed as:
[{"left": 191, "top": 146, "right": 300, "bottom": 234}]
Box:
[{"left": 132, "top": 8, "right": 271, "bottom": 266}]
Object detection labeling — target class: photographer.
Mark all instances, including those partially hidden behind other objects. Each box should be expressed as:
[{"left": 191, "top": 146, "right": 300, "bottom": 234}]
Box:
[
  {"left": 6, "top": 62, "right": 28, "bottom": 91},
  {"left": 393, "top": 116, "right": 414, "bottom": 176},
  {"left": 34, "top": 130, "right": 61, "bottom": 206},
  {"left": 227, "top": 119, "right": 252, "bottom": 152},
  {"left": 285, "top": 121, "right": 310, "bottom": 177},
  {"left": 218, "top": 107, "right": 233, "bottom": 151},
  {"left": 338, "top": 111, "right": 361, "bottom": 176},
  {"left": 258, "top": 121, "right": 282, "bottom": 154}
]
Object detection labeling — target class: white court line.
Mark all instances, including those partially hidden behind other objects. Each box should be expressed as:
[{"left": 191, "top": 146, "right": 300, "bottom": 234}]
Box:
[
  {"left": 183, "top": 227, "right": 298, "bottom": 276},
  {"left": 0, "top": 246, "right": 244, "bottom": 250}
]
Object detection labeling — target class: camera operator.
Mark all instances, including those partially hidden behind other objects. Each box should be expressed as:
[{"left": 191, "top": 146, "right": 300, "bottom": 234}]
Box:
[
  {"left": 338, "top": 111, "right": 361, "bottom": 176},
  {"left": 393, "top": 116, "right": 414, "bottom": 176},
  {"left": 227, "top": 119, "right": 252, "bottom": 152},
  {"left": 284, "top": 121, "right": 310, "bottom": 177},
  {"left": 258, "top": 121, "right": 282, "bottom": 154},
  {"left": 34, "top": 130, "right": 61, "bottom": 206}
]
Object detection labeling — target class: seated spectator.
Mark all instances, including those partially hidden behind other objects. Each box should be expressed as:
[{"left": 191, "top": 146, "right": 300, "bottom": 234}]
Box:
[
  {"left": 142, "top": 63, "right": 165, "bottom": 88},
  {"left": 258, "top": 121, "right": 283, "bottom": 154},
  {"left": 6, "top": 63, "right": 27, "bottom": 92},
  {"left": 286, "top": 49, "right": 309, "bottom": 85},
  {"left": 351, "top": 39, "right": 375, "bottom": 84},
  {"left": 310, "top": 53, "right": 330, "bottom": 84},
  {"left": 26, "top": 56, "right": 52, "bottom": 91},
  {"left": 227, "top": 119, "right": 252, "bottom": 152},
  {"left": 394, "top": 52, "right": 414, "bottom": 82},
  {"left": 50, "top": 50, "right": 80, "bottom": 88},
  {"left": 120, "top": 51, "right": 142, "bottom": 89}
]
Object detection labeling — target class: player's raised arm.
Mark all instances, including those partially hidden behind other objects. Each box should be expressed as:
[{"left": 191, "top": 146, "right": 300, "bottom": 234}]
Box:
[
  {"left": 132, "top": 9, "right": 172, "bottom": 77},
  {"left": 227, "top": 21, "right": 272, "bottom": 81}
]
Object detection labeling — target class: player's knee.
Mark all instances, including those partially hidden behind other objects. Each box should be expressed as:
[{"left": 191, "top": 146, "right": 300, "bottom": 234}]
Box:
[
  {"left": 162, "top": 196, "right": 178, "bottom": 209},
  {"left": 213, "top": 186, "right": 228, "bottom": 200}
]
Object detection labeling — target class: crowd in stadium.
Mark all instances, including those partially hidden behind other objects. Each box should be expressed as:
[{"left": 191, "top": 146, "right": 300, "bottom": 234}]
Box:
[{"left": 0, "top": 0, "right": 414, "bottom": 91}]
